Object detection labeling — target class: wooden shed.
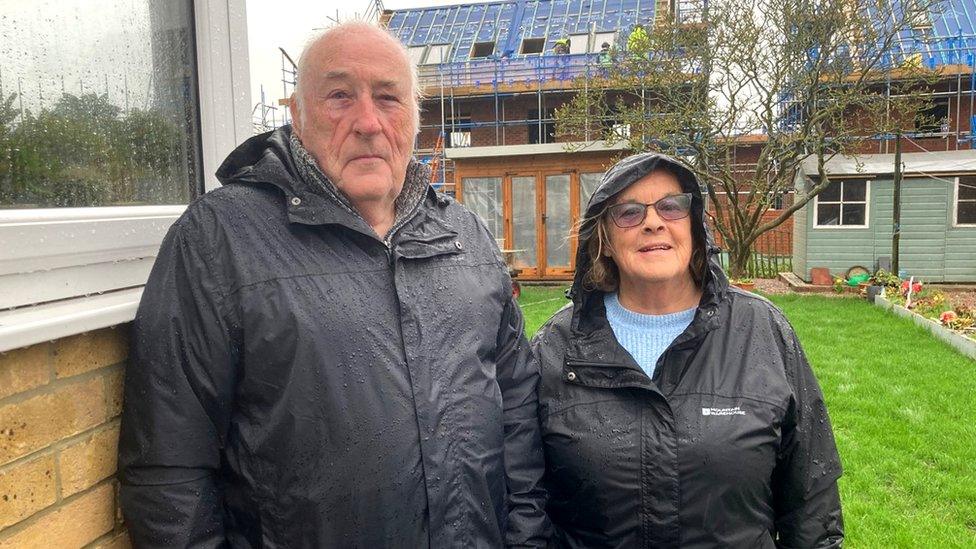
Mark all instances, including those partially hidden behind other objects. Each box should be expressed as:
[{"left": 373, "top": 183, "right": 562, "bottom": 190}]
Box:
[{"left": 793, "top": 151, "right": 976, "bottom": 283}]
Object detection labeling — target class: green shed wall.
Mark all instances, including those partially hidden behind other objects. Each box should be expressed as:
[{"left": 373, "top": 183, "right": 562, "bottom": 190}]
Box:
[{"left": 793, "top": 177, "right": 976, "bottom": 282}]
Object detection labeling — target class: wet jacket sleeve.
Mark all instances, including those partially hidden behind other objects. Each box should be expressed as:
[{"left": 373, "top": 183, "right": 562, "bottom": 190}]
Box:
[
  {"left": 496, "top": 295, "right": 551, "bottom": 547},
  {"left": 118, "top": 217, "right": 237, "bottom": 548},
  {"left": 772, "top": 327, "right": 844, "bottom": 549}
]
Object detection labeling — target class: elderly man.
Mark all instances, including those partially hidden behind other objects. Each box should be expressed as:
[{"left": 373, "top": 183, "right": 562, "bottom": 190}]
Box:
[{"left": 119, "top": 22, "right": 548, "bottom": 547}]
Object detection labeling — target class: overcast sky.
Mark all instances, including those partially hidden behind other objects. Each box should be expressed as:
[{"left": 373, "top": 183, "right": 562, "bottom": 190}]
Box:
[{"left": 245, "top": 0, "right": 496, "bottom": 126}]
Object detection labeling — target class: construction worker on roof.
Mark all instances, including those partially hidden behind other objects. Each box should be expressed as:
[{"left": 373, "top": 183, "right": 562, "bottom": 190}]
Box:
[
  {"left": 599, "top": 41, "right": 613, "bottom": 66},
  {"left": 553, "top": 36, "right": 571, "bottom": 54}
]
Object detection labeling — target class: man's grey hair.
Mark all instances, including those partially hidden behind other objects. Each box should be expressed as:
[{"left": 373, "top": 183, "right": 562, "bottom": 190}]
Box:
[{"left": 292, "top": 21, "right": 423, "bottom": 133}]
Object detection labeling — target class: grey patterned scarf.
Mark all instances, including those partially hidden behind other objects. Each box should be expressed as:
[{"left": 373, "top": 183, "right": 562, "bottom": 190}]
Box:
[{"left": 289, "top": 132, "right": 429, "bottom": 239}]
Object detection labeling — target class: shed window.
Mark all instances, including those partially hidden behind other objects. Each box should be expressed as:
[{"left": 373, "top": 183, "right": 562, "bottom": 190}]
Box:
[
  {"left": 521, "top": 38, "right": 545, "bottom": 55},
  {"left": 462, "top": 177, "right": 503, "bottom": 238},
  {"left": 471, "top": 42, "right": 495, "bottom": 58},
  {"left": 956, "top": 176, "right": 976, "bottom": 225},
  {"left": 580, "top": 172, "right": 604, "bottom": 209},
  {"left": 815, "top": 179, "right": 868, "bottom": 227}
]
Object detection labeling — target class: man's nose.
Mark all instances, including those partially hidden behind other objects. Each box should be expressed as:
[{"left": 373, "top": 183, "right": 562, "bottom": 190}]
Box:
[{"left": 352, "top": 95, "right": 382, "bottom": 136}]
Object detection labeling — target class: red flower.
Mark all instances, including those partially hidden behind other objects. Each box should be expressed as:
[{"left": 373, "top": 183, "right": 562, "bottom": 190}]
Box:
[
  {"left": 940, "top": 311, "right": 958, "bottom": 326},
  {"left": 901, "top": 280, "right": 922, "bottom": 296}
]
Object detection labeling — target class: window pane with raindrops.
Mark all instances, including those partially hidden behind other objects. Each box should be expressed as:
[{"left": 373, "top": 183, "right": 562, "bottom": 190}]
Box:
[{"left": 0, "top": 0, "right": 201, "bottom": 208}]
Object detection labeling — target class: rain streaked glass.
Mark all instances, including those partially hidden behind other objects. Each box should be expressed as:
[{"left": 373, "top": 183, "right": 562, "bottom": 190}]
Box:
[{"left": 0, "top": 0, "right": 200, "bottom": 208}]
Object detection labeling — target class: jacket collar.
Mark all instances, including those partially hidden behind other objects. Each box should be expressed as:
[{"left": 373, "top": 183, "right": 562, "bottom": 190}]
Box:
[{"left": 216, "top": 125, "right": 434, "bottom": 242}]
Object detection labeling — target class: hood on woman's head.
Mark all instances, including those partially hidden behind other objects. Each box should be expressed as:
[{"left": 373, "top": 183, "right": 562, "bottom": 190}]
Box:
[{"left": 571, "top": 152, "right": 719, "bottom": 302}]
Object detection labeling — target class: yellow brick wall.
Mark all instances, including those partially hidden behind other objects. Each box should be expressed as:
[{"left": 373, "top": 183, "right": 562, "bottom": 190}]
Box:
[{"left": 0, "top": 327, "right": 131, "bottom": 549}]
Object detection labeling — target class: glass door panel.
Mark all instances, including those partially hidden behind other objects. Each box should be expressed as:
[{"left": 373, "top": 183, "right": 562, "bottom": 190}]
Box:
[
  {"left": 545, "top": 174, "right": 572, "bottom": 271},
  {"left": 511, "top": 176, "right": 538, "bottom": 268},
  {"left": 579, "top": 172, "right": 604, "bottom": 216},
  {"left": 462, "top": 177, "right": 504, "bottom": 243}
]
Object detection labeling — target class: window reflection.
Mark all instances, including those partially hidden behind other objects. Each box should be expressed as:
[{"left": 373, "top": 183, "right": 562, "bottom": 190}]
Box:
[{"left": 0, "top": 0, "right": 200, "bottom": 209}]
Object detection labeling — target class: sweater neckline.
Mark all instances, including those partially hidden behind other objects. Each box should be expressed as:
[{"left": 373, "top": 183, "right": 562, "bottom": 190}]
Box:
[{"left": 604, "top": 292, "right": 697, "bottom": 329}]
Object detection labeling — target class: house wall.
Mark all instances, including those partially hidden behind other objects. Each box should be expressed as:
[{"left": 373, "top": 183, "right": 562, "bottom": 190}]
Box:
[
  {"left": 795, "top": 177, "right": 976, "bottom": 282},
  {"left": 0, "top": 327, "right": 130, "bottom": 548}
]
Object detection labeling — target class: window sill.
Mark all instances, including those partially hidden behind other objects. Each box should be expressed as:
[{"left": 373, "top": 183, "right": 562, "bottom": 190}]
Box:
[
  {"left": 0, "top": 287, "right": 142, "bottom": 353},
  {"left": 0, "top": 205, "right": 183, "bottom": 309}
]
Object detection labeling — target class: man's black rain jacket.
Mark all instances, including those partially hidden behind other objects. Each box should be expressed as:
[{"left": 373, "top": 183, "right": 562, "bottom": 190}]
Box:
[
  {"left": 531, "top": 153, "right": 843, "bottom": 548},
  {"left": 118, "top": 127, "right": 548, "bottom": 548}
]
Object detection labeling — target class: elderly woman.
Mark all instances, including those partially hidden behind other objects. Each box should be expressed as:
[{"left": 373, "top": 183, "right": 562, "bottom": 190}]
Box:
[{"left": 533, "top": 153, "right": 844, "bottom": 548}]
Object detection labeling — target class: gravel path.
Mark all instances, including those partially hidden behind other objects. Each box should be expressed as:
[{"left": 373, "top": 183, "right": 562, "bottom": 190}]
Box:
[{"left": 753, "top": 278, "right": 791, "bottom": 295}]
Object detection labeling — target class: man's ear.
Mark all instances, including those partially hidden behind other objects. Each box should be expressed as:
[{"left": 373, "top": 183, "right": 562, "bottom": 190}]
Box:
[{"left": 289, "top": 94, "right": 301, "bottom": 135}]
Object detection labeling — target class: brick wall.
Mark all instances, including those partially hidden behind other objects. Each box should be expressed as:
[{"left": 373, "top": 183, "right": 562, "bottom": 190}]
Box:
[{"left": 0, "top": 327, "right": 130, "bottom": 549}]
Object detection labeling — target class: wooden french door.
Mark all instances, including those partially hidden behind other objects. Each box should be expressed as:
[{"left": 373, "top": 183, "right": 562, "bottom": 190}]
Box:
[{"left": 505, "top": 171, "right": 577, "bottom": 278}]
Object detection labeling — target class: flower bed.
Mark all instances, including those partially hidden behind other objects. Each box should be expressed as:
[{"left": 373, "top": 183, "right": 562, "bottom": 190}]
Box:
[{"left": 873, "top": 293, "right": 976, "bottom": 360}]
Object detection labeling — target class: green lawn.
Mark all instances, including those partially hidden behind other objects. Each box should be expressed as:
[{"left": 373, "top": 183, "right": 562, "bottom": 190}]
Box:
[
  {"left": 517, "top": 289, "right": 976, "bottom": 547},
  {"left": 518, "top": 284, "right": 574, "bottom": 336}
]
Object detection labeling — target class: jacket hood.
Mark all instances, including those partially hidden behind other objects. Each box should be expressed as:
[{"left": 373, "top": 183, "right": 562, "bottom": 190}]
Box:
[
  {"left": 570, "top": 152, "right": 728, "bottom": 327},
  {"left": 216, "top": 125, "right": 299, "bottom": 191}
]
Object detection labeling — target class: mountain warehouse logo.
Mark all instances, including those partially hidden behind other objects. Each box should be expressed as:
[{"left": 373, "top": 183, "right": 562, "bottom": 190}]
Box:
[{"left": 701, "top": 406, "right": 746, "bottom": 416}]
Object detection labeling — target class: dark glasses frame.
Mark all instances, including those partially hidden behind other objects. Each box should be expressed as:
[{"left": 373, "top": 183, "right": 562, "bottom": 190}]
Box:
[{"left": 606, "top": 192, "right": 694, "bottom": 228}]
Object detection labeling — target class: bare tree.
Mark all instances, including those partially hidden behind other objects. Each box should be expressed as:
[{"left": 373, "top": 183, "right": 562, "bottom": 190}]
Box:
[{"left": 557, "top": 0, "right": 941, "bottom": 278}]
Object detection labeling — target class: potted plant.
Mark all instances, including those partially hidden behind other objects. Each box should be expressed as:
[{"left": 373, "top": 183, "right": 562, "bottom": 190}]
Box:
[
  {"left": 731, "top": 277, "right": 756, "bottom": 292},
  {"left": 865, "top": 269, "right": 900, "bottom": 302}
]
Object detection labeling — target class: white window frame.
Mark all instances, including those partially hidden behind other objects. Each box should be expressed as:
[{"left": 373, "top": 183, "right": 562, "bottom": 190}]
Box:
[
  {"left": 569, "top": 34, "right": 590, "bottom": 55},
  {"left": 408, "top": 45, "right": 428, "bottom": 66},
  {"left": 953, "top": 176, "right": 976, "bottom": 227},
  {"left": 592, "top": 32, "right": 617, "bottom": 53},
  {"left": 424, "top": 44, "right": 452, "bottom": 65},
  {"left": 812, "top": 178, "right": 871, "bottom": 229},
  {"left": 0, "top": 0, "right": 252, "bottom": 352}
]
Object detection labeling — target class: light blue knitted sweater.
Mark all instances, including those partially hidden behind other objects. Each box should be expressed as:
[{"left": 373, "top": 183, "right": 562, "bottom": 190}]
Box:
[{"left": 604, "top": 292, "right": 696, "bottom": 378}]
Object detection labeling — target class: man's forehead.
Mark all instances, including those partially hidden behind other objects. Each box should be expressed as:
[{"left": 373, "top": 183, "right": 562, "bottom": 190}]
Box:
[
  {"left": 317, "top": 70, "right": 407, "bottom": 89},
  {"left": 305, "top": 32, "right": 410, "bottom": 88}
]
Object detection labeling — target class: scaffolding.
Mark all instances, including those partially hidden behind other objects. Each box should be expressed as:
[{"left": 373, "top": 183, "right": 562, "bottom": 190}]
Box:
[
  {"left": 386, "top": 0, "right": 676, "bottom": 188},
  {"left": 384, "top": 0, "right": 976, "bottom": 182}
]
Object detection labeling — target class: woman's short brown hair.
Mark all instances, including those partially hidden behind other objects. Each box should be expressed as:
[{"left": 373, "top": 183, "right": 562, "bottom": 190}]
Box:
[{"left": 579, "top": 171, "right": 709, "bottom": 293}]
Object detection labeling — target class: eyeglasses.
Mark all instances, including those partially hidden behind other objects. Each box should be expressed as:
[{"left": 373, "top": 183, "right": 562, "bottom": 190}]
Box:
[{"left": 606, "top": 193, "right": 693, "bottom": 228}]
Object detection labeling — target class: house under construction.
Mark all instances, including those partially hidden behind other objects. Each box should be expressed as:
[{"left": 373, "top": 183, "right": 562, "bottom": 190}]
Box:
[{"left": 381, "top": 0, "right": 976, "bottom": 281}]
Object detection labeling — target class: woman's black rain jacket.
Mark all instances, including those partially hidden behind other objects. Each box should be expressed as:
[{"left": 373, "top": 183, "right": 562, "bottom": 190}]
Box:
[{"left": 532, "top": 153, "right": 844, "bottom": 548}]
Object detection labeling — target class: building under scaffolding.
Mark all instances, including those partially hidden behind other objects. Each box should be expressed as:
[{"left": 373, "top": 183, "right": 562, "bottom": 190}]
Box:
[{"left": 383, "top": 0, "right": 976, "bottom": 281}]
